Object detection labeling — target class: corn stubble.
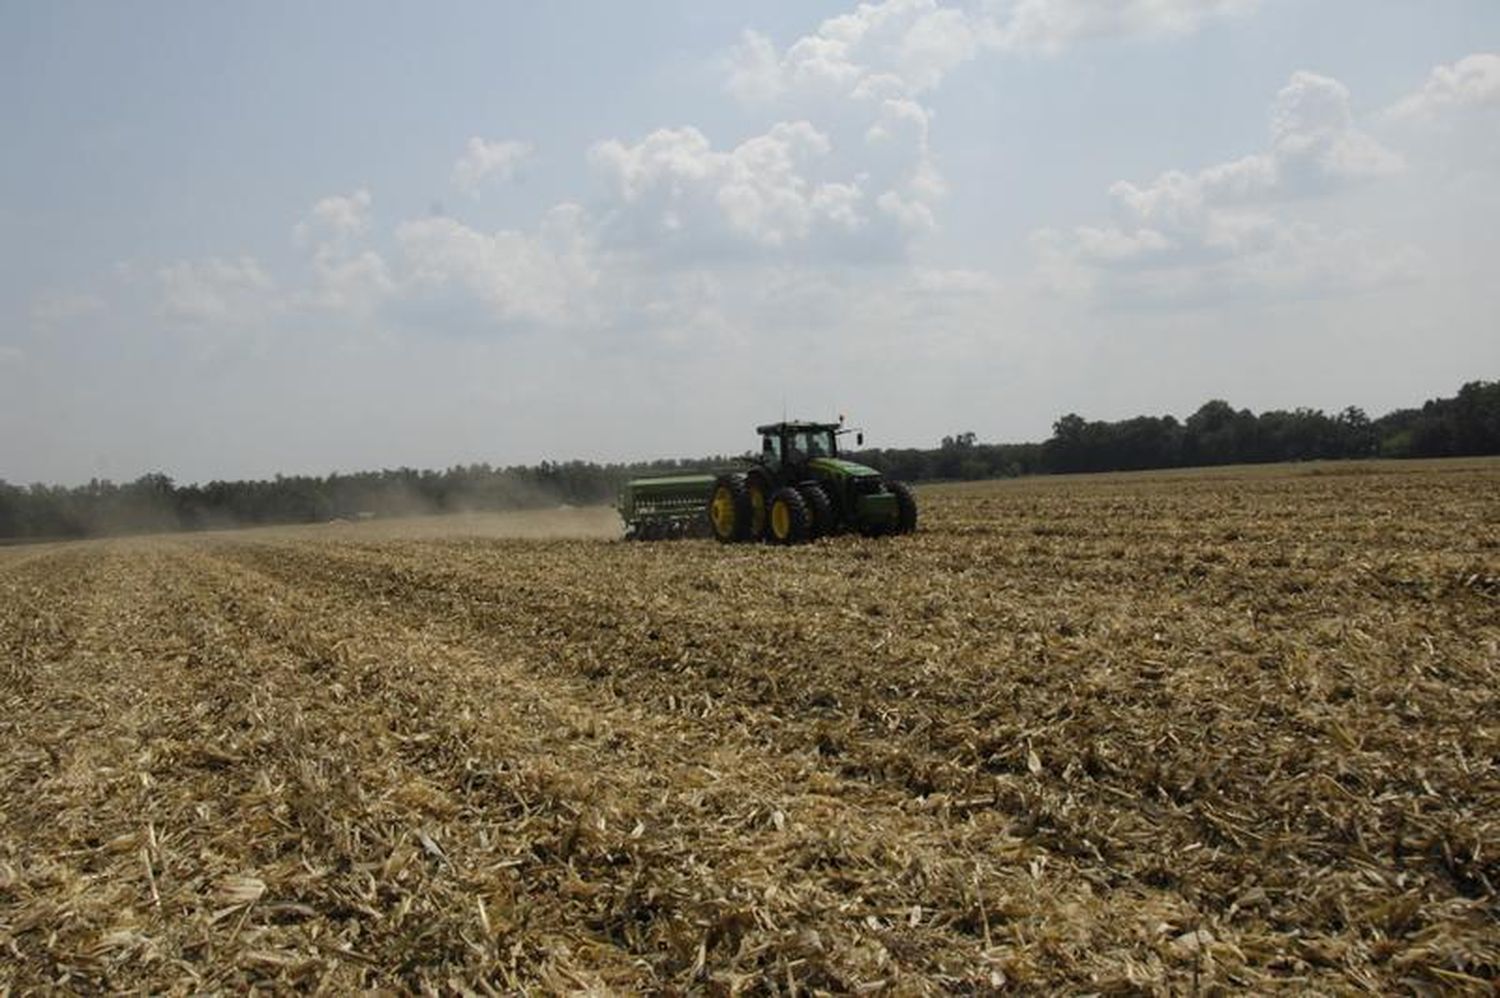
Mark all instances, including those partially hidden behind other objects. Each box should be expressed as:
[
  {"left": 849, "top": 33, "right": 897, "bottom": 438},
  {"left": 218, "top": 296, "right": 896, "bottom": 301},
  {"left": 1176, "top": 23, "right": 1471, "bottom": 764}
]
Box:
[{"left": 1, "top": 460, "right": 1496, "bottom": 993}]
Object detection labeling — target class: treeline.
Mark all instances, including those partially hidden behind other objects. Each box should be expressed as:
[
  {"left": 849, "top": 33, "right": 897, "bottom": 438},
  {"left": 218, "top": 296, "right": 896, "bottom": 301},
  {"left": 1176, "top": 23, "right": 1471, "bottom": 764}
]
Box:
[
  {"left": 1, "top": 380, "right": 1495, "bottom": 541},
  {"left": 858, "top": 380, "right": 1499, "bottom": 480}
]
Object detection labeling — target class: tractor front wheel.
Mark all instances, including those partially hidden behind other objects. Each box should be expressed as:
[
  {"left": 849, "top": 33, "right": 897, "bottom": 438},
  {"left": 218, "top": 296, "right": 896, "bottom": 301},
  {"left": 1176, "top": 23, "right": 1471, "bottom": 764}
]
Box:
[
  {"left": 798, "top": 483, "right": 834, "bottom": 538},
  {"left": 767, "top": 487, "right": 810, "bottom": 545}
]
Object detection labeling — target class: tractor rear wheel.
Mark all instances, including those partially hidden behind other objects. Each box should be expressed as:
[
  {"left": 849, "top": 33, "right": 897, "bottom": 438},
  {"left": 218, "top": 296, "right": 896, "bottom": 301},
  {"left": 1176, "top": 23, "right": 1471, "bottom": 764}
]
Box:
[
  {"left": 889, "top": 480, "right": 918, "bottom": 534},
  {"left": 744, "top": 470, "right": 771, "bottom": 540},
  {"left": 798, "top": 483, "right": 834, "bottom": 538},
  {"left": 767, "top": 487, "right": 810, "bottom": 545},
  {"left": 708, "top": 474, "right": 753, "bottom": 543}
]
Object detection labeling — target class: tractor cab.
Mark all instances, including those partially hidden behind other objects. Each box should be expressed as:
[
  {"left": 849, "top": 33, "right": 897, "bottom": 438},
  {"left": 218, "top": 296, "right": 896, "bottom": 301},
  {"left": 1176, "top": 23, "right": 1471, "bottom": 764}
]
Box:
[{"left": 757, "top": 421, "right": 840, "bottom": 472}]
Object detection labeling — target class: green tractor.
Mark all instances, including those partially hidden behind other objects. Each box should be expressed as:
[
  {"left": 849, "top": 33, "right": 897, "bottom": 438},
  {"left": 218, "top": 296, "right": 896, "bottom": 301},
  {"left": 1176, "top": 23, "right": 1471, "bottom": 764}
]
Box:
[{"left": 616, "top": 420, "right": 917, "bottom": 544}]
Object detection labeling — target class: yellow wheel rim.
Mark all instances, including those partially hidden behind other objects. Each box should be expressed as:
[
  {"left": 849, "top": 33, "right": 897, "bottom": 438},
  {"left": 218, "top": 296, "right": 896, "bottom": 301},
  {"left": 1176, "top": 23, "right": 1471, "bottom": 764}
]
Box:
[
  {"left": 771, "top": 500, "right": 790, "bottom": 540},
  {"left": 748, "top": 484, "right": 766, "bottom": 537},
  {"left": 710, "top": 485, "right": 736, "bottom": 537}
]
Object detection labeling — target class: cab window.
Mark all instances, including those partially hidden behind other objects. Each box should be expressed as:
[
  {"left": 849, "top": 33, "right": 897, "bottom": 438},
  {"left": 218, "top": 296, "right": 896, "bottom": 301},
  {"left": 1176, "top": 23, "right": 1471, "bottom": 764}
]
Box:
[{"left": 791, "top": 429, "right": 833, "bottom": 459}]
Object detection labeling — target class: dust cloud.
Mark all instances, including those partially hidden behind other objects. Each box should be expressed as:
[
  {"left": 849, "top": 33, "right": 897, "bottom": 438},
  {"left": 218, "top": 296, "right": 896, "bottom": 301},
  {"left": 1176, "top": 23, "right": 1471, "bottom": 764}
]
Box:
[{"left": 233, "top": 505, "right": 624, "bottom": 543}]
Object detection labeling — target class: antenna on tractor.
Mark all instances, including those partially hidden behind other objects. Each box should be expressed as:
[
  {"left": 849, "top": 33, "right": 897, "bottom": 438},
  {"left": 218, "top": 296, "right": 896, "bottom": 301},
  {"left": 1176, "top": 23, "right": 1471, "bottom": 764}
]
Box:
[{"left": 836, "top": 411, "right": 865, "bottom": 446}]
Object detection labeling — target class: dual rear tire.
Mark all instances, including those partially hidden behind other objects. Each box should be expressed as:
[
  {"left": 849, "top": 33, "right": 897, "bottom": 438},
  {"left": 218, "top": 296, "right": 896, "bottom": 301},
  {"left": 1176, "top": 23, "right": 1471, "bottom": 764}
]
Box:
[
  {"left": 709, "top": 474, "right": 754, "bottom": 543},
  {"left": 710, "top": 474, "right": 816, "bottom": 545}
]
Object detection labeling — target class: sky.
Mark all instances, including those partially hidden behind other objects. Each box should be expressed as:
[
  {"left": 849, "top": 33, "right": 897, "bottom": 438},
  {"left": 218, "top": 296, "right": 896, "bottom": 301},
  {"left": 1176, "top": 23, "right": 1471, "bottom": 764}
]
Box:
[{"left": 2, "top": 0, "right": 1497, "bottom": 485}]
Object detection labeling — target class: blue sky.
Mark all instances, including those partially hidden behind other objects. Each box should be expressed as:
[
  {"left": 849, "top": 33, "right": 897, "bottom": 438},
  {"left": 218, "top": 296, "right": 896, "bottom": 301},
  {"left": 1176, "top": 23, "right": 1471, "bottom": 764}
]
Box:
[{"left": 3, "top": 0, "right": 1497, "bottom": 484}]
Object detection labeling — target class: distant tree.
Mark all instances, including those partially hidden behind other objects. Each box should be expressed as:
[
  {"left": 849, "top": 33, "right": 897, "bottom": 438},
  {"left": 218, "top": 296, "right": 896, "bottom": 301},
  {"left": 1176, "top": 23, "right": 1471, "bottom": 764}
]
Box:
[
  {"left": 1334, "top": 406, "right": 1378, "bottom": 458},
  {"left": 1043, "top": 414, "right": 1089, "bottom": 473},
  {"left": 0, "top": 481, "right": 17, "bottom": 538},
  {"left": 1184, "top": 400, "right": 1259, "bottom": 465}
]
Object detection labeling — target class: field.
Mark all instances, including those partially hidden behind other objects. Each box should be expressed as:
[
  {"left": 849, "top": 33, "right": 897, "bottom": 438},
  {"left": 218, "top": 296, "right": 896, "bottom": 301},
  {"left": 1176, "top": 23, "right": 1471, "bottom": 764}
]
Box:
[{"left": 2, "top": 460, "right": 1497, "bottom": 993}]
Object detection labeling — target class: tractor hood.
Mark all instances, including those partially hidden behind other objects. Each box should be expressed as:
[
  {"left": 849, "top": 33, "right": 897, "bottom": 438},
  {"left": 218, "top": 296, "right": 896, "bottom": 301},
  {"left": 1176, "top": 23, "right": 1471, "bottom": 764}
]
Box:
[{"left": 809, "top": 457, "right": 882, "bottom": 479}]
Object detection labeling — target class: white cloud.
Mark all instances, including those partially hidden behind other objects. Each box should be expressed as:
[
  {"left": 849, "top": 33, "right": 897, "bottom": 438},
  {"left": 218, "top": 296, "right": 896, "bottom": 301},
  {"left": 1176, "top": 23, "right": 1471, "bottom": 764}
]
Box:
[
  {"left": 866, "top": 97, "right": 945, "bottom": 197},
  {"left": 727, "top": 0, "right": 1260, "bottom": 105},
  {"left": 1386, "top": 53, "right": 1500, "bottom": 122},
  {"left": 396, "top": 204, "right": 597, "bottom": 325},
  {"left": 157, "top": 257, "right": 277, "bottom": 324},
  {"left": 1099, "top": 71, "right": 1399, "bottom": 244},
  {"left": 716, "top": 0, "right": 1251, "bottom": 253},
  {"left": 1037, "top": 69, "right": 1408, "bottom": 301},
  {"left": 294, "top": 188, "right": 372, "bottom": 247},
  {"left": 718, "top": 124, "right": 849, "bottom": 245},
  {"left": 1269, "top": 72, "right": 1402, "bottom": 188},
  {"left": 303, "top": 250, "right": 395, "bottom": 314},
  {"left": 590, "top": 121, "right": 898, "bottom": 254},
  {"left": 1069, "top": 223, "right": 1174, "bottom": 262},
  {"left": 452, "top": 137, "right": 534, "bottom": 195},
  {"left": 724, "top": 31, "right": 785, "bottom": 104},
  {"left": 289, "top": 188, "right": 395, "bottom": 315},
  {"left": 0, "top": 345, "right": 22, "bottom": 367},
  {"left": 865, "top": 94, "right": 927, "bottom": 144},
  {"left": 726, "top": 1, "right": 980, "bottom": 105},
  {"left": 876, "top": 189, "right": 937, "bottom": 232},
  {"left": 1380, "top": 53, "right": 1500, "bottom": 170}
]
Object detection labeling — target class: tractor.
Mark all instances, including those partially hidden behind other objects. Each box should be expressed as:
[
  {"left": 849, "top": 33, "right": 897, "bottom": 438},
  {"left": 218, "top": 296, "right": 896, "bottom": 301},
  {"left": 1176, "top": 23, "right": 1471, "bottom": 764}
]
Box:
[{"left": 616, "top": 420, "right": 917, "bottom": 544}]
